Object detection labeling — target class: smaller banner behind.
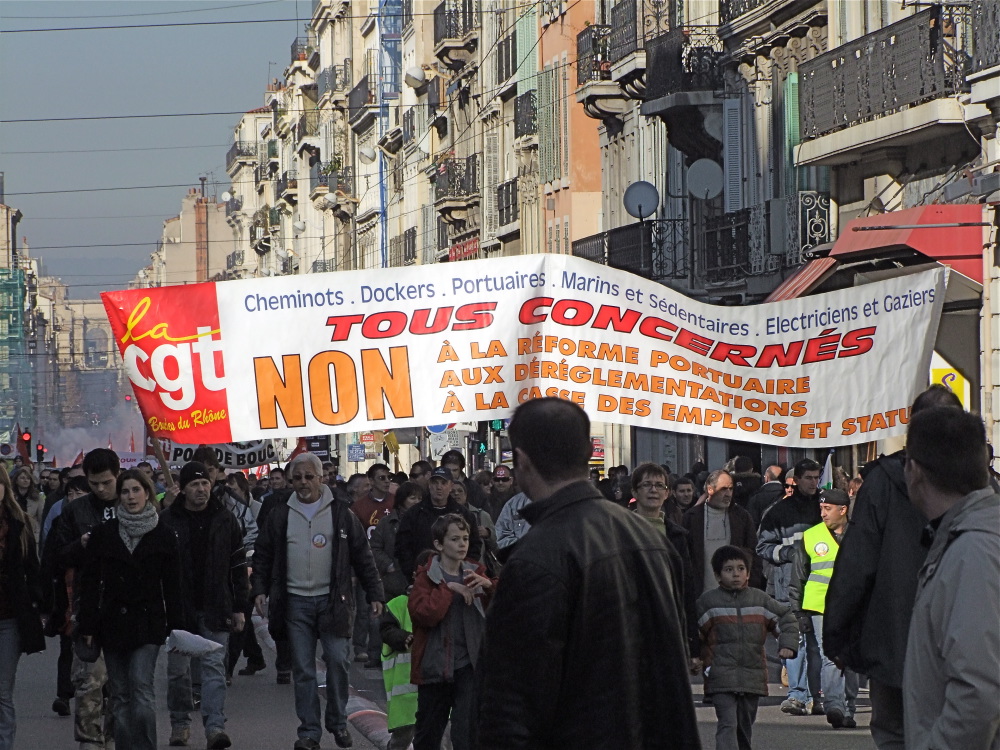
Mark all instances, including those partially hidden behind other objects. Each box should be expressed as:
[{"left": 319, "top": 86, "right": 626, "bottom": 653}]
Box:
[{"left": 103, "top": 255, "right": 946, "bottom": 448}]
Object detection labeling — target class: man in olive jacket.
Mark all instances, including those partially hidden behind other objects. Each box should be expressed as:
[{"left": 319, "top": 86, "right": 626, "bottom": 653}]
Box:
[
  {"left": 252, "top": 453, "right": 384, "bottom": 750},
  {"left": 477, "top": 399, "right": 700, "bottom": 750}
]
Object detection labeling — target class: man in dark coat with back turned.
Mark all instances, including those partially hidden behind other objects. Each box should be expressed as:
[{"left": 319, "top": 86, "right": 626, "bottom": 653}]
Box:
[
  {"left": 477, "top": 398, "right": 700, "bottom": 749},
  {"left": 823, "top": 384, "right": 963, "bottom": 749}
]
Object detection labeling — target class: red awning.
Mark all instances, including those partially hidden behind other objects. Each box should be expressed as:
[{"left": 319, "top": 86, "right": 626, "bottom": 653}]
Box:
[
  {"left": 830, "top": 204, "right": 986, "bottom": 283},
  {"left": 765, "top": 256, "right": 838, "bottom": 302}
]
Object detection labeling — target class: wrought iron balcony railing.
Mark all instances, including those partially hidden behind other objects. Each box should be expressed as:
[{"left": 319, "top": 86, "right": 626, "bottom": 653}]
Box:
[
  {"left": 404, "top": 227, "right": 418, "bottom": 265},
  {"left": 329, "top": 166, "right": 353, "bottom": 195},
  {"left": 719, "top": 0, "right": 767, "bottom": 26},
  {"left": 433, "top": 0, "right": 477, "bottom": 45},
  {"left": 290, "top": 36, "right": 312, "bottom": 63},
  {"left": 297, "top": 110, "right": 320, "bottom": 141},
  {"left": 226, "top": 250, "right": 245, "bottom": 270},
  {"left": 497, "top": 178, "right": 518, "bottom": 226},
  {"left": 572, "top": 219, "right": 689, "bottom": 280},
  {"left": 498, "top": 31, "right": 517, "bottom": 86},
  {"left": 348, "top": 74, "right": 376, "bottom": 126},
  {"left": 799, "top": 6, "right": 971, "bottom": 141},
  {"left": 318, "top": 61, "right": 351, "bottom": 99},
  {"left": 608, "top": 0, "right": 672, "bottom": 64},
  {"left": 253, "top": 163, "right": 269, "bottom": 185},
  {"left": 514, "top": 90, "right": 537, "bottom": 138},
  {"left": 434, "top": 156, "right": 479, "bottom": 202},
  {"left": 312, "top": 259, "right": 338, "bottom": 273},
  {"left": 224, "top": 195, "right": 243, "bottom": 217},
  {"left": 645, "top": 27, "right": 724, "bottom": 100},
  {"left": 577, "top": 24, "right": 612, "bottom": 85},
  {"left": 276, "top": 170, "right": 298, "bottom": 197},
  {"left": 972, "top": 0, "right": 1000, "bottom": 73},
  {"left": 702, "top": 208, "right": 754, "bottom": 283},
  {"left": 402, "top": 0, "right": 413, "bottom": 29},
  {"left": 310, "top": 161, "right": 334, "bottom": 191},
  {"left": 226, "top": 141, "right": 259, "bottom": 170}
]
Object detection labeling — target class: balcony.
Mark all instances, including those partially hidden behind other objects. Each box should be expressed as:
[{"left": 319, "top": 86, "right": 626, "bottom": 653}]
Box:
[
  {"left": 571, "top": 219, "right": 689, "bottom": 280},
  {"left": 433, "top": 155, "right": 479, "bottom": 224},
  {"left": 514, "top": 90, "right": 537, "bottom": 139},
  {"left": 224, "top": 195, "right": 243, "bottom": 218},
  {"left": 719, "top": 0, "right": 766, "bottom": 26},
  {"left": 389, "top": 228, "right": 419, "bottom": 267},
  {"left": 290, "top": 36, "right": 314, "bottom": 65},
  {"left": 433, "top": 0, "right": 479, "bottom": 70},
  {"left": 253, "top": 163, "right": 269, "bottom": 191},
  {"left": 310, "top": 161, "right": 332, "bottom": 197},
  {"left": 226, "top": 250, "right": 245, "bottom": 270},
  {"left": 497, "top": 30, "right": 517, "bottom": 97},
  {"left": 318, "top": 61, "right": 351, "bottom": 103},
  {"left": 323, "top": 167, "right": 355, "bottom": 220},
  {"left": 797, "top": 6, "right": 982, "bottom": 170},
  {"left": 267, "top": 139, "right": 279, "bottom": 161},
  {"left": 607, "top": 0, "right": 671, "bottom": 98},
  {"left": 276, "top": 170, "right": 298, "bottom": 203},
  {"left": 640, "top": 27, "right": 724, "bottom": 161},
  {"left": 226, "top": 141, "right": 259, "bottom": 172},
  {"left": 348, "top": 73, "right": 377, "bottom": 132},
  {"left": 296, "top": 110, "right": 320, "bottom": 143},
  {"left": 312, "top": 258, "right": 338, "bottom": 273},
  {"left": 576, "top": 24, "right": 629, "bottom": 123},
  {"left": 402, "top": 0, "right": 413, "bottom": 30},
  {"left": 972, "top": 0, "right": 1000, "bottom": 73},
  {"left": 250, "top": 208, "right": 272, "bottom": 255},
  {"left": 703, "top": 208, "right": 755, "bottom": 283},
  {"left": 497, "top": 178, "right": 519, "bottom": 235}
]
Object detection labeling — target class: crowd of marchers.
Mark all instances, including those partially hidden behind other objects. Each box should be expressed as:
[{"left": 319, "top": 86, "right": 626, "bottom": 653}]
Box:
[{"left": 0, "top": 385, "right": 996, "bottom": 750}]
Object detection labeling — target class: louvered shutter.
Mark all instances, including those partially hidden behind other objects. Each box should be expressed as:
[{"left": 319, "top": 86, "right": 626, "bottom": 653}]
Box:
[
  {"left": 723, "top": 97, "right": 743, "bottom": 213},
  {"left": 484, "top": 131, "right": 499, "bottom": 240}
]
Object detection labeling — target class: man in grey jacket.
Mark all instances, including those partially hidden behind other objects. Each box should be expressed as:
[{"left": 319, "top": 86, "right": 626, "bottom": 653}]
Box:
[
  {"left": 902, "top": 407, "right": 999, "bottom": 750},
  {"left": 252, "top": 453, "right": 384, "bottom": 750}
]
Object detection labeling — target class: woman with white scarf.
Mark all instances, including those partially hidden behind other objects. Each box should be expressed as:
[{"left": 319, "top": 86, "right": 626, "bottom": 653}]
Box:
[{"left": 78, "top": 468, "right": 184, "bottom": 750}]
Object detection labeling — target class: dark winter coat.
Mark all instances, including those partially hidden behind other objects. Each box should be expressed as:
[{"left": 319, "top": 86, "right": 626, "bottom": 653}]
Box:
[
  {"left": 756, "top": 489, "right": 823, "bottom": 602},
  {"left": 159, "top": 497, "right": 249, "bottom": 633},
  {"left": 731, "top": 471, "right": 762, "bottom": 510},
  {"left": 683, "top": 502, "right": 764, "bottom": 594},
  {"left": 50, "top": 493, "right": 117, "bottom": 573},
  {"left": 369, "top": 509, "right": 408, "bottom": 601},
  {"left": 1, "top": 514, "right": 45, "bottom": 654},
  {"left": 477, "top": 480, "right": 700, "bottom": 750},
  {"left": 747, "top": 480, "right": 786, "bottom": 529},
  {"left": 823, "top": 452, "right": 927, "bottom": 686},
  {"left": 251, "top": 488, "right": 384, "bottom": 641},
  {"left": 77, "top": 519, "right": 184, "bottom": 652},
  {"left": 395, "top": 497, "right": 481, "bottom": 582}
]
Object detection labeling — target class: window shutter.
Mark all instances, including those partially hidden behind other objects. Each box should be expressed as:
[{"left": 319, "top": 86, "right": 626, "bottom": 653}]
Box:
[
  {"left": 723, "top": 97, "right": 743, "bottom": 213},
  {"left": 561, "top": 54, "right": 570, "bottom": 181},
  {"left": 784, "top": 72, "right": 801, "bottom": 193},
  {"left": 539, "top": 67, "right": 553, "bottom": 183},
  {"left": 484, "top": 131, "right": 500, "bottom": 240}
]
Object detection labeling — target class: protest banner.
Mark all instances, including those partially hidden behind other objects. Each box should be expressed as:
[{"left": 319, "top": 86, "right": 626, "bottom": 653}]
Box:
[{"left": 102, "top": 254, "right": 946, "bottom": 448}]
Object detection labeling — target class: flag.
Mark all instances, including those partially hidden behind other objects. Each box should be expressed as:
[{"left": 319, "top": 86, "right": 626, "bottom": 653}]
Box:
[
  {"left": 286, "top": 437, "right": 308, "bottom": 464},
  {"left": 821, "top": 450, "right": 834, "bottom": 490},
  {"left": 14, "top": 422, "right": 30, "bottom": 464},
  {"left": 72, "top": 450, "right": 84, "bottom": 467},
  {"left": 129, "top": 430, "right": 135, "bottom": 453}
]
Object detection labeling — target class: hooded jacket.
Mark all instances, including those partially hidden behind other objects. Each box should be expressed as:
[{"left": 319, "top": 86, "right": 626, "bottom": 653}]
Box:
[
  {"left": 477, "top": 480, "right": 700, "bottom": 750},
  {"left": 756, "top": 488, "right": 822, "bottom": 602},
  {"left": 903, "top": 488, "right": 1000, "bottom": 750},
  {"left": 251, "top": 485, "right": 384, "bottom": 640},
  {"left": 822, "top": 452, "right": 925, "bottom": 685}
]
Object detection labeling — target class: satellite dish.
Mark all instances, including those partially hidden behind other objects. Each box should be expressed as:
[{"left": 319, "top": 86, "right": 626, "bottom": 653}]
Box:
[
  {"left": 221, "top": 191, "right": 232, "bottom": 202},
  {"left": 623, "top": 181, "right": 659, "bottom": 220},
  {"left": 687, "top": 159, "right": 724, "bottom": 200},
  {"left": 404, "top": 67, "right": 426, "bottom": 88}
]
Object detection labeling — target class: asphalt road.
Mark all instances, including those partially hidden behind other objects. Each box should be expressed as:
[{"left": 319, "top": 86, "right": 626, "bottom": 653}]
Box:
[{"left": 13, "top": 638, "right": 875, "bottom": 749}]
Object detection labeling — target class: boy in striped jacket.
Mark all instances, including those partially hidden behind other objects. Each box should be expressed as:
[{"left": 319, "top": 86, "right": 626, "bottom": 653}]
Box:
[{"left": 697, "top": 545, "right": 799, "bottom": 750}]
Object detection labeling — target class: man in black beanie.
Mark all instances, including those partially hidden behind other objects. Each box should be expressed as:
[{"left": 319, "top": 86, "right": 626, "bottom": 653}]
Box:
[{"left": 159, "top": 462, "right": 249, "bottom": 749}]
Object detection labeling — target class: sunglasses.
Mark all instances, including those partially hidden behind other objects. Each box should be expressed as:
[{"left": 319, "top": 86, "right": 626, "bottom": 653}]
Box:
[
  {"left": 494, "top": 477, "right": 512, "bottom": 483},
  {"left": 784, "top": 483, "right": 795, "bottom": 489}
]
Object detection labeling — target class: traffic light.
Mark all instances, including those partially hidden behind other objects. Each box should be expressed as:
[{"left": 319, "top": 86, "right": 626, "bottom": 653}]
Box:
[
  {"left": 35, "top": 442, "right": 45, "bottom": 463},
  {"left": 488, "top": 419, "right": 504, "bottom": 434},
  {"left": 20, "top": 429, "right": 30, "bottom": 444},
  {"left": 124, "top": 394, "right": 132, "bottom": 402}
]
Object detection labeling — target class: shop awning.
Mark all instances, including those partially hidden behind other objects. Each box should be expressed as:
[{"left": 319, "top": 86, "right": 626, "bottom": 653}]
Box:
[
  {"left": 765, "top": 256, "right": 838, "bottom": 302},
  {"left": 829, "top": 204, "right": 987, "bottom": 284}
]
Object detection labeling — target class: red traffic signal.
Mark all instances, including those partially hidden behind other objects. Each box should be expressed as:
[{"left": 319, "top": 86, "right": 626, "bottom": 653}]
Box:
[
  {"left": 35, "top": 443, "right": 44, "bottom": 452},
  {"left": 124, "top": 394, "right": 132, "bottom": 402},
  {"left": 21, "top": 431, "right": 30, "bottom": 443}
]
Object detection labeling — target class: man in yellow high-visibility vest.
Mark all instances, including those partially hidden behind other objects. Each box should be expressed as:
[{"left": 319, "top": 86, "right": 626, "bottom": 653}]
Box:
[{"left": 788, "top": 489, "right": 855, "bottom": 729}]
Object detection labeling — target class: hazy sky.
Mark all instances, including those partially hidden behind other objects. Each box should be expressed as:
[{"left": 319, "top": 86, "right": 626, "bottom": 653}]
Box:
[{"left": 0, "top": 0, "right": 313, "bottom": 298}]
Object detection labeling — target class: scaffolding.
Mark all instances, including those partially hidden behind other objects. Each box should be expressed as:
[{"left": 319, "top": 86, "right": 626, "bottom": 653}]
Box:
[{"left": 0, "top": 269, "right": 31, "bottom": 442}]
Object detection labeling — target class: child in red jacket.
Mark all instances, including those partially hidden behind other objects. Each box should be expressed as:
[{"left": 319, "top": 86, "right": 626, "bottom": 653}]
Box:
[{"left": 408, "top": 513, "right": 494, "bottom": 750}]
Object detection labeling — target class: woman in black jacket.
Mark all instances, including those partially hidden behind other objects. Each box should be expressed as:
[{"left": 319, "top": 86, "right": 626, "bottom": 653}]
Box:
[
  {"left": 79, "top": 469, "right": 184, "bottom": 750},
  {"left": 0, "top": 463, "right": 44, "bottom": 750}
]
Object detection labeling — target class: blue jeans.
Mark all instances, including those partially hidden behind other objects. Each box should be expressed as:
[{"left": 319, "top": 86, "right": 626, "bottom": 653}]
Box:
[
  {"left": 810, "top": 615, "right": 846, "bottom": 715},
  {"left": 785, "top": 629, "right": 821, "bottom": 704},
  {"left": 287, "top": 594, "right": 352, "bottom": 741},
  {"left": 105, "top": 644, "right": 159, "bottom": 750},
  {"left": 167, "top": 614, "right": 229, "bottom": 736},
  {"left": 0, "top": 620, "right": 20, "bottom": 750}
]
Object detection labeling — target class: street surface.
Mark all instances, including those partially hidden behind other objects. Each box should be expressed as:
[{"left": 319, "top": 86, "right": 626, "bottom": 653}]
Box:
[{"left": 14, "top": 640, "right": 874, "bottom": 749}]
